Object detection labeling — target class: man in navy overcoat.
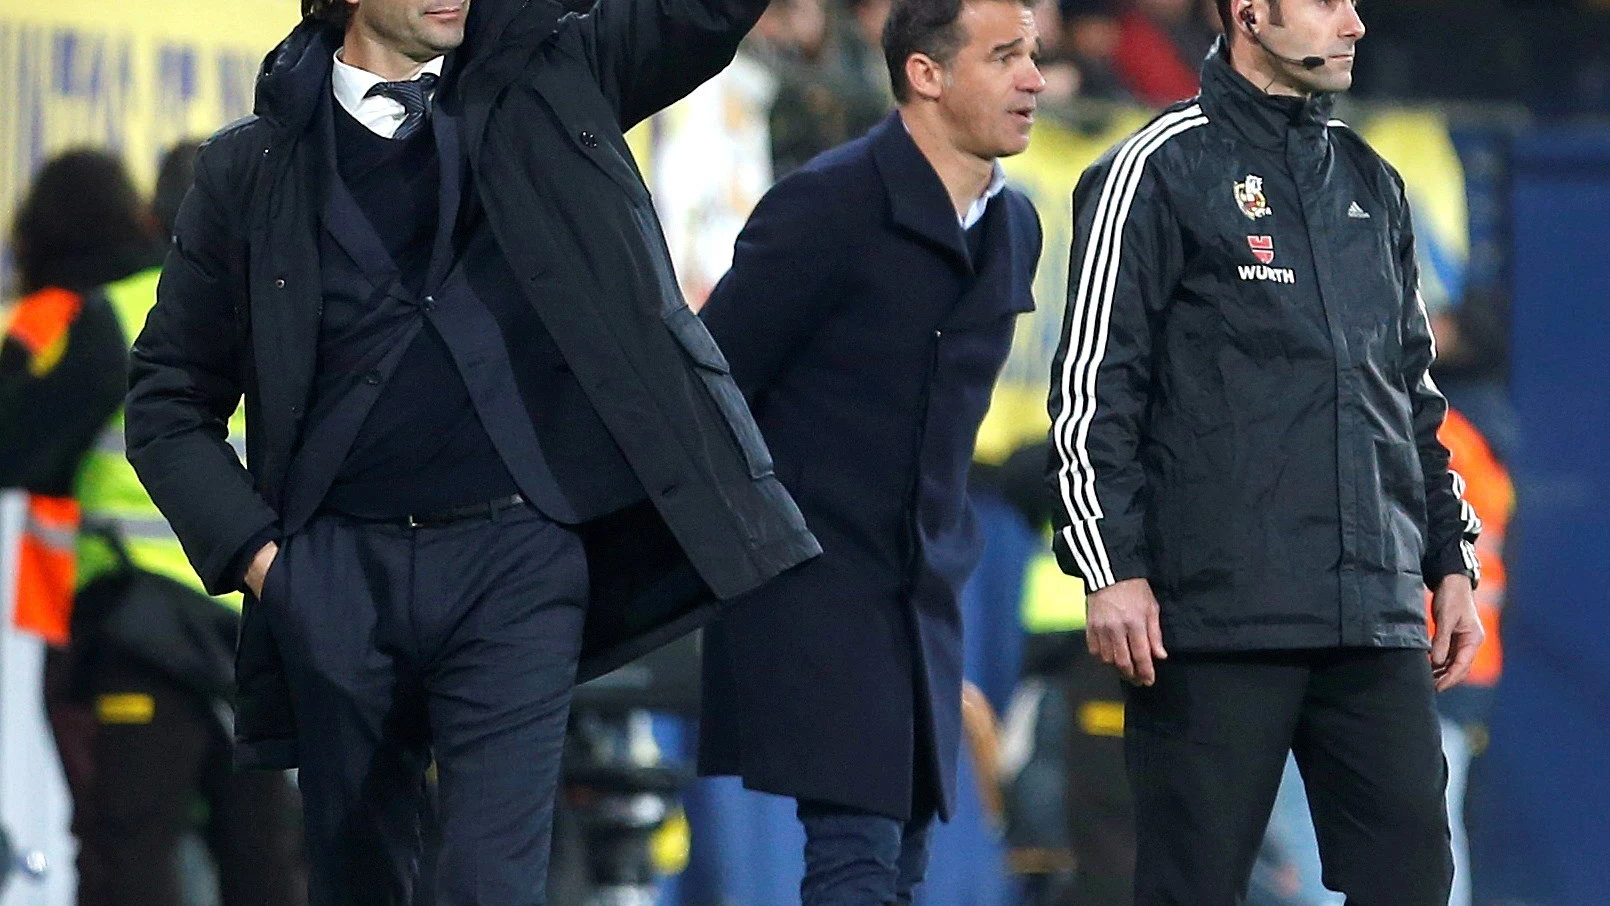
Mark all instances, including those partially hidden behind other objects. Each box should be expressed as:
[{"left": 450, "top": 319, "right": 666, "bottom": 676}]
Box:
[{"left": 697, "top": 0, "right": 1046, "bottom": 898}]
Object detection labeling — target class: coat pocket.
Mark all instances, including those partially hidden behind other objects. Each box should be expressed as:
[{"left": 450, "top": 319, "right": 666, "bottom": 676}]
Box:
[{"left": 663, "top": 306, "right": 775, "bottom": 480}]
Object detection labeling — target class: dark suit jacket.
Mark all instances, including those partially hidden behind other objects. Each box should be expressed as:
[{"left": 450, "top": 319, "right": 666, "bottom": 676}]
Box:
[
  {"left": 698, "top": 113, "right": 1042, "bottom": 821},
  {"left": 125, "top": 0, "right": 819, "bottom": 769}
]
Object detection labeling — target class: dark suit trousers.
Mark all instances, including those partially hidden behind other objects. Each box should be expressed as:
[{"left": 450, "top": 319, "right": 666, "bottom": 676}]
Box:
[
  {"left": 797, "top": 800, "right": 936, "bottom": 906},
  {"left": 1123, "top": 648, "right": 1452, "bottom": 906},
  {"left": 260, "top": 504, "right": 587, "bottom": 906}
]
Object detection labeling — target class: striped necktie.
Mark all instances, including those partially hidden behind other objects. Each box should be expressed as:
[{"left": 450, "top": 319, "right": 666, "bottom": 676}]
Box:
[{"left": 365, "top": 72, "right": 439, "bottom": 141}]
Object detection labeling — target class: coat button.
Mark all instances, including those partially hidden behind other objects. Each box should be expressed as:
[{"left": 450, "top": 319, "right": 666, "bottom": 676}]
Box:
[
  {"left": 363, "top": 370, "right": 382, "bottom": 385},
  {"left": 274, "top": 278, "right": 286, "bottom": 289},
  {"left": 423, "top": 295, "right": 436, "bottom": 311},
  {"left": 579, "top": 130, "right": 598, "bottom": 148}
]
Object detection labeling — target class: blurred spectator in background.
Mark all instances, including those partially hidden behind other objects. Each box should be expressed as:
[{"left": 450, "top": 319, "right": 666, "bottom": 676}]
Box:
[
  {"left": 1060, "top": 0, "right": 1130, "bottom": 100},
  {"left": 1, "top": 148, "right": 161, "bottom": 906},
  {"left": 1430, "top": 286, "right": 1517, "bottom": 465},
  {"left": 1433, "top": 407, "right": 1513, "bottom": 906},
  {"left": 1028, "top": 0, "right": 1082, "bottom": 105},
  {"left": 1113, "top": 0, "right": 1217, "bottom": 106},
  {"left": 1, "top": 144, "right": 306, "bottom": 906},
  {"left": 5, "top": 151, "right": 161, "bottom": 303},
  {"left": 748, "top": 0, "right": 893, "bottom": 175},
  {"left": 847, "top": 0, "right": 898, "bottom": 105}
]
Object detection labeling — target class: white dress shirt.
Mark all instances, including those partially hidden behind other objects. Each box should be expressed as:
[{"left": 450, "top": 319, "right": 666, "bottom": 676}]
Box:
[
  {"left": 961, "top": 162, "right": 1007, "bottom": 230},
  {"left": 330, "top": 51, "right": 445, "bottom": 139}
]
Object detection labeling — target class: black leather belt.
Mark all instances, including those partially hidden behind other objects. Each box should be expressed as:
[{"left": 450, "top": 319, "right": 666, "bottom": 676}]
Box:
[{"left": 402, "top": 493, "right": 527, "bottom": 529}]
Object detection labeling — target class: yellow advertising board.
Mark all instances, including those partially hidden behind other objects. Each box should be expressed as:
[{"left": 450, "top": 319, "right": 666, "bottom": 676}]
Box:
[
  {"left": 0, "top": 0, "right": 297, "bottom": 290},
  {"left": 977, "top": 108, "right": 1153, "bottom": 465}
]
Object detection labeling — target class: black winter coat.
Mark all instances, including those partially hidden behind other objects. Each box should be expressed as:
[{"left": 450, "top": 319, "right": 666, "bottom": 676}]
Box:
[{"left": 125, "top": 0, "right": 819, "bottom": 769}]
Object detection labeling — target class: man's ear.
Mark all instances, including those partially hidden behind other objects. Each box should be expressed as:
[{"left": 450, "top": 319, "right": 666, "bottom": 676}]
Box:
[{"left": 905, "top": 52, "right": 947, "bottom": 102}]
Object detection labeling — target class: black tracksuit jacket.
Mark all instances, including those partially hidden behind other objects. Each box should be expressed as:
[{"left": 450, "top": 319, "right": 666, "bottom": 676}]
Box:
[{"left": 1047, "top": 42, "right": 1480, "bottom": 651}]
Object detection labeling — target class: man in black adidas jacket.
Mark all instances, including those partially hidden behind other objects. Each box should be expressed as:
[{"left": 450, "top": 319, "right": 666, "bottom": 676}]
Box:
[{"left": 1045, "top": 1, "right": 1485, "bottom": 902}]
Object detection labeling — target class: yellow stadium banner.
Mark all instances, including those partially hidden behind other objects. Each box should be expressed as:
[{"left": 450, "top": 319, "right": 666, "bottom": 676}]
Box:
[
  {"left": 1358, "top": 110, "right": 1469, "bottom": 310},
  {"left": 0, "top": 1, "right": 298, "bottom": 287},
  {"left": 977, "top": 109, "right": 1154, "bottom": 465}
]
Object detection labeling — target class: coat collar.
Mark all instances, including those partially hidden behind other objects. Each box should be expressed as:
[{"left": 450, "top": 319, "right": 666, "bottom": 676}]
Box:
[
  {"left": 253, "top": 18, "right": 342, "bottom": 133},
  {"left": 1198, "top": 37, "right": 1334, "bottom": 152},
  {"left": 944, "top": 192, "right": 1034, "bottom": 329},
  {"left": 448, "top": 0, "right": 567, "bottom": 99},
  {"left": 869, "top": 112, "right": 971, "bottom": 268}
]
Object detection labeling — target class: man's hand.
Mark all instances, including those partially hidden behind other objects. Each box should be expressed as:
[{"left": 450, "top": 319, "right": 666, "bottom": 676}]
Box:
[
  {"left": 1086, "top": 578, "right": 1168, "bottom": 686},
  {"left": 244, "top": 541, "right": 279, "bottom": 600},
  {"left": 1430, "top": 574, "right": 1484, "bottom": 692}
]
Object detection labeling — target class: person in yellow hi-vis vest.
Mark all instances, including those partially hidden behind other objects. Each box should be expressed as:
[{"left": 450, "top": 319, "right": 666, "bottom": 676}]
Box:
[
  {"left": 2, "top": 146, "right": 304, "bottom": 906},
  {"left": 2, "top": 148, "right": 161, "bottom": 906}
]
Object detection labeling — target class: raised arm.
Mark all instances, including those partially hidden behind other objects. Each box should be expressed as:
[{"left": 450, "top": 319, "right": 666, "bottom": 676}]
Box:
[{"left": 575, "top": 0, "right": 771, "bottom": 128}]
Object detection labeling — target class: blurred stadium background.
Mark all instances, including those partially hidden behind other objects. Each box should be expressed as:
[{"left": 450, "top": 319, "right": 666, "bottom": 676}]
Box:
[{"left": 0, "top": 0, "right": 1606, "bottom": 904}]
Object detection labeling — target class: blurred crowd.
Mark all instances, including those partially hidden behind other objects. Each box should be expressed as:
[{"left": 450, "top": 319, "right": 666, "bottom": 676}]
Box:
[
  {"left": 741, "top": 0, "right": 1230, "bottom": 176},
  {"left": 739, "top": 0, "right": 1610, "bottom": 182}
]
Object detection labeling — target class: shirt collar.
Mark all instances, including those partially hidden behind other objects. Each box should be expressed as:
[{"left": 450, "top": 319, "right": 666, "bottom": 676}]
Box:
[
  {"left": 896, "top": 116, "right": 1009, "bottom": 230},
  {"left": 331, "top": 50, "right": 445, "bottom": 138},
  {"left": 961, "top": 162, "right": 1007, "bottom": 230}
]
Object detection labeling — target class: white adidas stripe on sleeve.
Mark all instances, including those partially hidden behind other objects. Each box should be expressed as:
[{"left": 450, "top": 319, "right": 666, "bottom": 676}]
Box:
[{"left": 1051, "top": 106, "right": 1208, "bottom": 589}]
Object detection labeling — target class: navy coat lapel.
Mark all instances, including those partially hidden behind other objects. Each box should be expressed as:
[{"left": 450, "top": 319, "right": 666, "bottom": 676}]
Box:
[
  {"left": 868, "top": 112, "right": 971, "bottom": 271},
  {"left": 314, "top": 93, "right": 397, "bottom": 289},
  {"left": 315, "top": 83, "right": 466, "bottom": 295},
  {"left": 425, "top": 101, "right": 465, "bottom": 289},
  {"left": 946, "top": 195, "right": 1035, "bottom": 328}
]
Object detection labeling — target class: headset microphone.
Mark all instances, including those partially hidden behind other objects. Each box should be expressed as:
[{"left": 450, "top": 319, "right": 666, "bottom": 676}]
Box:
[{"left": 1240, "top": 9, "right": 1327, "bottom": 70}]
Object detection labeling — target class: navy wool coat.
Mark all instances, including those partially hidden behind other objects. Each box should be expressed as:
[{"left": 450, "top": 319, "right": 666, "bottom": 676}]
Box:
[{"left": 697, "top": 113, "right": 1042, "bottom": 821}]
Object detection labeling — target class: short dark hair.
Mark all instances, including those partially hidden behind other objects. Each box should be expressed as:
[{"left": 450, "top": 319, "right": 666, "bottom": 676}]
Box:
[
  {"left": 302, "top": 0, "right": 353, "bottom": 28},
  {"left": 881, "top": 0, "right": 1034, "bottom": 104},
  {"left": 9, "top": 149, "right": 159, "bottom": 294}
]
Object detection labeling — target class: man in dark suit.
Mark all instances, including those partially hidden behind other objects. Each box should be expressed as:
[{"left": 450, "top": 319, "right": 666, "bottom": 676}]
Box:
[
  {"left": 124, "top": 0, "right": 818, "bottom": 903},
  {"left": 697, "top": 0, "right": 1045, "bottom": 899}
]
